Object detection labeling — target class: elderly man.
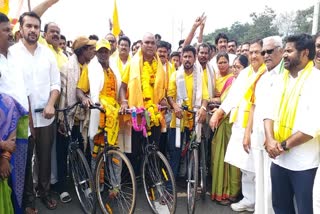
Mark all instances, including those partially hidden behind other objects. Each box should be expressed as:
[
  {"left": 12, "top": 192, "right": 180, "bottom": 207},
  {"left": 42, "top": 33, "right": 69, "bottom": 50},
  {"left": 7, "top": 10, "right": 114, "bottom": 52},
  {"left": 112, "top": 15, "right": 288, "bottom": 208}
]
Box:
[
  {"left": 119, "top": 32, "right": 166, "bottom": 173},
  {"left": 264, "top": 33, "right": 320, "bottom": 214},
  {"left": 242, "top": 36, "right": 284, "bottom": 214}
]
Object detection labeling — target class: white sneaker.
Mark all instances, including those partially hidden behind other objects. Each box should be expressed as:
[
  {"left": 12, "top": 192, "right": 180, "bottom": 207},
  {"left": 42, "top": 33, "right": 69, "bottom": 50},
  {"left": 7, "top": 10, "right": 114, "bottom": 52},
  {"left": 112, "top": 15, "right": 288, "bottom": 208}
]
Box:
[{"left": 230, "top": 201, "right": 254, "bottom": 212}]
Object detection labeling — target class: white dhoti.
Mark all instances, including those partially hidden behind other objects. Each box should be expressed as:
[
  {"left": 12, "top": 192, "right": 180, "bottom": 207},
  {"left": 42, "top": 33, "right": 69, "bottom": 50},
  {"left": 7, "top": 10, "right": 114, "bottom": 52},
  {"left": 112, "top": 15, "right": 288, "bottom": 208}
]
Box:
[
  {"left": 225, "top": 124, "right": 255, "bottom": 207},
  {"left": 251, "top": 128, "right": 274, "bottom": 214}
]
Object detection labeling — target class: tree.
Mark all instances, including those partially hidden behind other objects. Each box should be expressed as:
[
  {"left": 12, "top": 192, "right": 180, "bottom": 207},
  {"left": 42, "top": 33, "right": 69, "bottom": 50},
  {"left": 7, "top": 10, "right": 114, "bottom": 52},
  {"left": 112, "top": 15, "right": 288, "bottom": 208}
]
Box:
[
  {"left": 275, "top": 11, "right": 296, "bottom": 37},
  {"left": 203, "top": 6, "right": 279, "bottom": 45},
  {"left": 294, "top": 6, "right": 313, "bottom": 34},
  {"left": 245, "top": 6, "right": 279, "bottom": 41}
]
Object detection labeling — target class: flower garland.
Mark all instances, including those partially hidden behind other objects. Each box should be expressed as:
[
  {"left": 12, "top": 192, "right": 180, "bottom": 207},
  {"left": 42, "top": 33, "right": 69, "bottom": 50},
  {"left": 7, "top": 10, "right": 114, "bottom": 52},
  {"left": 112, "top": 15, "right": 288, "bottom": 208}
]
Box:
[
  {"left": 141, "top": 59, "right": 161, "bottom": 128},
  {"left": 131, "top": 107, "right": 148, "bottom": 137},
  {"left": 101, "top": 68, "right": 117, "bottom": 99}
]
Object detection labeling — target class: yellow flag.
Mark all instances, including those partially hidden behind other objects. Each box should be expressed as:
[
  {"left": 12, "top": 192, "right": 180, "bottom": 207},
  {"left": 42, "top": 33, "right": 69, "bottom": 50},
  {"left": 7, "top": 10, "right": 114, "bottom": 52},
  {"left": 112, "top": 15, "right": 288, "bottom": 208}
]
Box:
[
  {"left": 0, "top": 0, "right": 9, "bottom": 15},
  {"left": 112, "top": 0, "right": 121, "bottom": 37}
]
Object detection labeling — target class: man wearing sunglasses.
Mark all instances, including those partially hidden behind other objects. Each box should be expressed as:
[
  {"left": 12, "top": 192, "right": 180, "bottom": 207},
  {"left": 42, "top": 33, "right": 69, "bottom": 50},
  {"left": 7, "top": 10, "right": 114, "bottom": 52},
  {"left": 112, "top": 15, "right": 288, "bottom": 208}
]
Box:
[{"left": 243, "top": 36, "right": 284, "bottom": 214}]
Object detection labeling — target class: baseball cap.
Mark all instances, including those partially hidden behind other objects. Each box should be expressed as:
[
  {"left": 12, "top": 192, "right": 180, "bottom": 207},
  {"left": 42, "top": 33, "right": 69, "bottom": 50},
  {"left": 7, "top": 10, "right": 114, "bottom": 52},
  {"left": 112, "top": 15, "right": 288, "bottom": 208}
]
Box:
[{"left": 96, "top": 38, "right": 111, "bottom": 51}]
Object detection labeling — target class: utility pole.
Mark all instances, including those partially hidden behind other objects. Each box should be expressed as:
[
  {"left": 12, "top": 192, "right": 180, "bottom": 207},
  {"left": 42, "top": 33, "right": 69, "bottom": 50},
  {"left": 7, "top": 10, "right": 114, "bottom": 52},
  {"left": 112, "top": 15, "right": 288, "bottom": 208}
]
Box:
[
  {"left": 178, "top": 20, "right": 184, "bottom": 40},
  {"left": 312, "top": 0, "right": 320, "bottom": 34},
  {"left": 27, "top": 0, "right": 31, "bottom": 11}
]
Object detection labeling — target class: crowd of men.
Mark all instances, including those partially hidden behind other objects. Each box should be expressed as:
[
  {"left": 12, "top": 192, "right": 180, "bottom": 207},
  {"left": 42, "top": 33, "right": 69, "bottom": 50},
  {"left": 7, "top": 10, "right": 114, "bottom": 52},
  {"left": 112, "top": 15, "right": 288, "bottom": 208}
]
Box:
[{"left": 1, "top": 0, "right": 320, "bottom": 214}]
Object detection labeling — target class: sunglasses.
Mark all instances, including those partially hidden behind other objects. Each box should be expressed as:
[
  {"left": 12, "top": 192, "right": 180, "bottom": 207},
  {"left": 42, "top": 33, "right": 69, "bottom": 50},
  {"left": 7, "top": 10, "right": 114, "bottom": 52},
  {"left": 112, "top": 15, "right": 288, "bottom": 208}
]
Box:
[
  {"left": 108, "top": 40, "right": 116, "bottom": 44},
  {"left": 261, "top": 46, "right": 280, "bottom": 56}
]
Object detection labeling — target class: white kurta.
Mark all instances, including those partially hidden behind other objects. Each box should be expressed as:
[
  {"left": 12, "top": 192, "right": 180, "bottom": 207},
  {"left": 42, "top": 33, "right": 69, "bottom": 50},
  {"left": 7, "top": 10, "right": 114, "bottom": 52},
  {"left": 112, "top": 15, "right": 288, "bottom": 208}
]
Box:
[
  {"left": 250, "top": 63, "right": 281, "bottom": 214},
  {"left": 221, "top": 67, "right": 255, "bottom": 173}
]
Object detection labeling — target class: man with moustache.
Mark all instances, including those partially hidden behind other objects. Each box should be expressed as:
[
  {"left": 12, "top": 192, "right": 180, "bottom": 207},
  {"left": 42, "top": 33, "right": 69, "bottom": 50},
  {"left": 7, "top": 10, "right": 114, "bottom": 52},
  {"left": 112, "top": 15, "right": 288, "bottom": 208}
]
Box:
[
  {"left": 242, "top": 36, "right": 284, "bottom": 214},
  {"left": 210, "top": 39, "right": 266, "bottom": 212},
  {"left": 109, "top": 35, "right": 131, "bottom": 77},
  {"left": 227, "top": 40, "right": 237, "bottom": 55},
  {"left": 10, "top": 11, "right": 61, "bottom": 211},
  {"left": 264, "top": 33, "right": 320, "bottom": 214},
  {"left": 156, "top": 40, "right": 175, "bottom": 155},
  {"left": 167, "top": 45, "right": 209, "bottom": 178}
]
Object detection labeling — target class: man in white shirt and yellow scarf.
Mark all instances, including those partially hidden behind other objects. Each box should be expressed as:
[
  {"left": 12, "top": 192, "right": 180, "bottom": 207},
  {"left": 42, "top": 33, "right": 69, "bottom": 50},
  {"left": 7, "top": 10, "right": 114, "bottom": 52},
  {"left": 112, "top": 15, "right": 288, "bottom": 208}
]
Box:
[{"left": 264, "top": 33, "right": 320, "bottom": 214}]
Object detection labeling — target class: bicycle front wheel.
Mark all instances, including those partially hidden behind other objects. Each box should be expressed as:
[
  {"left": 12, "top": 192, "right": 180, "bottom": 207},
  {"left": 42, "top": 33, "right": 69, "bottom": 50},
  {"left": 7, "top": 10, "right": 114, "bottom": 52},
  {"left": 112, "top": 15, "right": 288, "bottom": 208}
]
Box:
[
  {"left": 187, "top": 148, "right": 198, "bottom": 214},
  {"left": 142, "top": 151, "right": 177, "bottom": 214},
  {"left": 70, "top": 148, "right": 96, "bottom": 214},
  {"left": 95, "top": 150, "right": 136, "bottom": 214},
  {"left": 199, "top": 139, "right": 207, "bottom": 200}
]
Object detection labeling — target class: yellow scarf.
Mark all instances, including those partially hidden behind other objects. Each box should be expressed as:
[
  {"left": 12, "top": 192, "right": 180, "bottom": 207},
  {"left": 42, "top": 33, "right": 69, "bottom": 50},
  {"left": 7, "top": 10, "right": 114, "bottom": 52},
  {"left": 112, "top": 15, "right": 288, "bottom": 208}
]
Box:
[
  {"left": 98, "top": 95, "right": 120, "bottom": 145},
  {"left": 230, "top": 64, "right": 266, "bottom": 127},
  {"left": 116, "top": 54, "right": 131, "bottom": 77},
  {"left": 274, "top": 61, "right": 313, "bottom": 142},
  {"left": 127, "top": 49, "right": 166, "bottom": 109}
]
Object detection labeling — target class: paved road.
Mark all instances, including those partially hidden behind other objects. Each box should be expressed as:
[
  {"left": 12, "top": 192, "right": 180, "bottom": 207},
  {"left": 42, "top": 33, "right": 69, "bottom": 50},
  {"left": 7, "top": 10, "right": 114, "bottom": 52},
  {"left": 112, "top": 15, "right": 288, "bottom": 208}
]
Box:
[{"left": 36, "top": 179, "right": 252, "bottom": 214}]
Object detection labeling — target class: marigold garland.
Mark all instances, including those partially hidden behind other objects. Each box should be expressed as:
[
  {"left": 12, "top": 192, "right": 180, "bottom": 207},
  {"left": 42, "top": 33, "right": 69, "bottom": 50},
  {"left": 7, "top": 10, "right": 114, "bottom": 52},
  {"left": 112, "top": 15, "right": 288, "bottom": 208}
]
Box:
[
  {"left": 101, "top": 68, "right": 117, "bottom": 99},
  {"left": 141, "top": 59, "right": 161, "bottom": 128}
]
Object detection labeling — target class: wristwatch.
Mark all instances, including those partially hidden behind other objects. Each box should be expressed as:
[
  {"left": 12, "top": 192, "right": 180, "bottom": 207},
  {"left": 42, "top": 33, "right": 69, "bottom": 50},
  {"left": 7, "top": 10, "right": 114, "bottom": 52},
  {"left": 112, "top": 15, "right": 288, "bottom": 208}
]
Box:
[{"left": 280, "top": 140, "right": 289, "bottom": 151}]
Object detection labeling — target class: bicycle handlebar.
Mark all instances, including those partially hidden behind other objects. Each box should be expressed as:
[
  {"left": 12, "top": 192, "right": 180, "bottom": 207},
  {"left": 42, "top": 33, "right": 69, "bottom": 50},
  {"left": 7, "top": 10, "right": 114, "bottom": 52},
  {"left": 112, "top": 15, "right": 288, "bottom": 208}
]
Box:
[{"left": 34, "top": 102, "right": 83, "bottom": 113}]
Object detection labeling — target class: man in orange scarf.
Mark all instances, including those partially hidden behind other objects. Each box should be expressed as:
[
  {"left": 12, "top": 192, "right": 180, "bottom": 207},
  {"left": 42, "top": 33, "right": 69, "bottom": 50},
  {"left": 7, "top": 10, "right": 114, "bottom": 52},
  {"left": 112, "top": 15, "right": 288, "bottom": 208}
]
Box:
[
  {"left": 264, "top": 34, "right": 320, "bottom": 214},
  {"left": 119, "top": 32, "right": 166, "bottom": 173}
]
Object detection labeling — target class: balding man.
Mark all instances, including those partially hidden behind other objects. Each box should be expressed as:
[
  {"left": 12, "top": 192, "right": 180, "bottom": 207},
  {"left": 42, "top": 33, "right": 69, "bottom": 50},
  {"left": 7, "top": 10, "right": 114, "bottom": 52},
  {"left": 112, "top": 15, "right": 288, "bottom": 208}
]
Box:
[{"left": 119, "top": 33, "right": 166, "bottom": 173}]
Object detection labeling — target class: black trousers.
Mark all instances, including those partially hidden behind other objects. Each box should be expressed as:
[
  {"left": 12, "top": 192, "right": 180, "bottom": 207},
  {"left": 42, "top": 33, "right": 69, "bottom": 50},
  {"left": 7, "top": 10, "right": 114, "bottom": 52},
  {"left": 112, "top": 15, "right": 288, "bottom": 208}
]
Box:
[
  {"left": 56, "top": 125, "right": 83, "bottom": 193},
  {"left": 126, "top": 126, "right": 161, "bottom": 175}
]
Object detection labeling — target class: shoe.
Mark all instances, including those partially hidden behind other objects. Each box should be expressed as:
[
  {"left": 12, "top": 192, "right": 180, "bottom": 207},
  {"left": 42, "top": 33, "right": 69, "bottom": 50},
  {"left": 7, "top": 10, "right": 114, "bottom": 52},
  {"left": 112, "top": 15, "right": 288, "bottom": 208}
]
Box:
[
  {"left": 59, "top": 192, "right": 72, "bottom": 203},
  {"left": 230, "top": 201, "right": 254, "bottom": 212}
]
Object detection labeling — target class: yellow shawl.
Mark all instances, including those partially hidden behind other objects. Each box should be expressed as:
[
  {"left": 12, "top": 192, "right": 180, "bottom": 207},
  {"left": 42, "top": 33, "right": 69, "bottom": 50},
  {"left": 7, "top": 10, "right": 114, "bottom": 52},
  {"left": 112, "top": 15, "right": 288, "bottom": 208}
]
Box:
[
  {"left": 127, "top": 49, "right": 166, "bottom": 107},
  {"left": 230, "top": 63, "right": 266, "bottom": 127},
  {"left": 274, "top": 61, "right": 313, "bottom": 142}
]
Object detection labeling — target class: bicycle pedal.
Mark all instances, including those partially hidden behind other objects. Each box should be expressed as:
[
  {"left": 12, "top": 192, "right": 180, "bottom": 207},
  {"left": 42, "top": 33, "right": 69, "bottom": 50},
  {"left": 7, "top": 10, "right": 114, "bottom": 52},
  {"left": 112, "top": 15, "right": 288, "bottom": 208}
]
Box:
[
  {"left": 79, "top": 179, "right": 89, "bottom": 185},
  {"left": 84, "top": 188, "right": 92, "bottom": 197}
]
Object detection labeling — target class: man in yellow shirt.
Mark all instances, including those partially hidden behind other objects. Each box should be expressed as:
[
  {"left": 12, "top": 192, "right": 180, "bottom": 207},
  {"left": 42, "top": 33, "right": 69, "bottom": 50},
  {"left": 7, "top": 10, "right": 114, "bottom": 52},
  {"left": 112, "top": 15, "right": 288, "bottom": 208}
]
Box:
[
  {"left": 167, "top": 45, "right": 209, "bottom": 178},
  {"left": 119, "top": 32, "right": 166, "bottom": 174}
]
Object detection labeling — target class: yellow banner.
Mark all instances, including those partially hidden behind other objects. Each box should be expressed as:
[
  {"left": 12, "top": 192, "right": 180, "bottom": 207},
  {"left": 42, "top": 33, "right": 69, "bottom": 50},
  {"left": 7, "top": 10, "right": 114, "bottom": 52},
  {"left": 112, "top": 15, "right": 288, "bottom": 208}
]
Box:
[
  {"left": 112, "top": 0, "right": 121, "bottom": 37},
  {"left": 0, "top": 0, "right": 9, "bottom": 15}
]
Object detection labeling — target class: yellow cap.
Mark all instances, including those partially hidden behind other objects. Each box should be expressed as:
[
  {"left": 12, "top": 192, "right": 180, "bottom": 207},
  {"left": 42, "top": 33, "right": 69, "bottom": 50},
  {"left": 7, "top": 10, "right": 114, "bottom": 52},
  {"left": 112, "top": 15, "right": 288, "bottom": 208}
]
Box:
[{"left": 96, "top": 38, "right": 111, "bottom": 51}]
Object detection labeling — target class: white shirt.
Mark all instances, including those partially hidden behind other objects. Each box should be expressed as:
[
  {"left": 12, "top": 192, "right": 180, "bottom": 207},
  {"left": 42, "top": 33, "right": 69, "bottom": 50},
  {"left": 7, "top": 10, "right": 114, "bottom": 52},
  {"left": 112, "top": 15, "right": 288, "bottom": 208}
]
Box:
[
  {"left": 251, "top": 62, "right": 282, "bottom": 149},
  {"left": 9, "top": 41, "right": 60, "bottom": 128},
  {"left": 220, "top": 66, "right": 250, "bottom": 115},
  {"left": 265, "top": 66, "right": 320, "bottom": 171},
  {"left": 0, "top": 51, "right": 29, "bottom": 110}
]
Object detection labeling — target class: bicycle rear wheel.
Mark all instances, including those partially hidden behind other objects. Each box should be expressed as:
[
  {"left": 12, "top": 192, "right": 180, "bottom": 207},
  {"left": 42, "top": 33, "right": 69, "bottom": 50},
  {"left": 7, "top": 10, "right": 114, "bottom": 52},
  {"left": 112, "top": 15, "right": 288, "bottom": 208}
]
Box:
[
  {"left": 95, "top": 150, "right": 136, "bottom": 214},
  {"left": 70, "top": 148, "right": 96, "bottom": 214},
  {"left": 187, "top": 148, "right": 198, "bottom": 214},
  {"left": 142, "top": 151, "right": 177, "bottom": 214},
  {"left": 199, "top": 139, "right": 207, "bottom": 200}
]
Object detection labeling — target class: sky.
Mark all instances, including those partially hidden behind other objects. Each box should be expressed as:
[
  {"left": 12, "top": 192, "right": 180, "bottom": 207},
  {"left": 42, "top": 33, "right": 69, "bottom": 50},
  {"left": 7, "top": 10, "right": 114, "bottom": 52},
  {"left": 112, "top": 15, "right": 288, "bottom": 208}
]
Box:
[{"left": 9, "top": 0, "right": 317, "bottom": 49}]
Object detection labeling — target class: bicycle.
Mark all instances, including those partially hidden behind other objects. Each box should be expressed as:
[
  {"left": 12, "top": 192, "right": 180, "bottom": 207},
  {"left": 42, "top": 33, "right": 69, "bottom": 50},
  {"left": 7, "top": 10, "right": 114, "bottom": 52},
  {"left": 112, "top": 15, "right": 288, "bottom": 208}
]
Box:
[
  {"left": 130, "top": 106, "right": 177, "bottom": 214},
  {"left": 35, "top": 102, "right": 96, "bottom": 214},
  {"left": 89, "top": 104, "right": 137, "bottom": 214},
  {"left": 179, "top": 105, "right": 208, "bottom": 214}
]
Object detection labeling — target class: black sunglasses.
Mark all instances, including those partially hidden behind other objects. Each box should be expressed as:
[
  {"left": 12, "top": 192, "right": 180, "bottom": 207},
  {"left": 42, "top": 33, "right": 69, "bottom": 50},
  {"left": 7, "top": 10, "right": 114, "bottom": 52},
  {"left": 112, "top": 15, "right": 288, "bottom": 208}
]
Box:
[{"left": 261, "top": 46, "right": 280, "bottom": 56}]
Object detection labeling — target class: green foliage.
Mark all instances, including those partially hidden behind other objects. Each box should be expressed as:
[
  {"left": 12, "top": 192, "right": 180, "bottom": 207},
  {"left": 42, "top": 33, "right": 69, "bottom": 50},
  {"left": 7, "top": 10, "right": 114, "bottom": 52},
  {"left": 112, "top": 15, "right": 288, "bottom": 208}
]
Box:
[{"left": 203, "top": 5, "right": 319, "bottom": 45}]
